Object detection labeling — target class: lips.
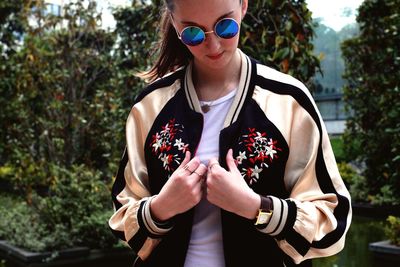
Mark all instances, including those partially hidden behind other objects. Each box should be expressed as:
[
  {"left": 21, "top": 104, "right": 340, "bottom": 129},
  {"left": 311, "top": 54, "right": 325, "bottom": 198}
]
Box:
[{"left": 207, "top": 51, "right": 224, "bottom": 60}]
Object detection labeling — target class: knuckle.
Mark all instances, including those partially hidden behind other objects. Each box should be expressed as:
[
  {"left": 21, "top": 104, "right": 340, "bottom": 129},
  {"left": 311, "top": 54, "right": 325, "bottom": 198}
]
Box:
[{"left": 174, "top": 174, "right": 185, "bottom": 183}]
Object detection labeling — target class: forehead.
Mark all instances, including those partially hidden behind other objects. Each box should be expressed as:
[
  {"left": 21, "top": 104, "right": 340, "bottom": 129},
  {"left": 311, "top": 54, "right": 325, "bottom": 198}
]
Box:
[{"left": 172, "top": 0, "right": 239, "bottom": 23}]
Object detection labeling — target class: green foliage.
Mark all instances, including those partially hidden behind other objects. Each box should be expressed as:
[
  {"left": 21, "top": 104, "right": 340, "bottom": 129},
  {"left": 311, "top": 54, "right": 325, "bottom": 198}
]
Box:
[
  {"left": 241, "top": 0, "right": 321, "bottom": 86},
  {"left": 385, "top": 216, "right": 400, "bottom": 246},
  {"left": 0, "top": 165, "right": 118, "bottom": 252},
  {"left": 1, "top": 0, "right": 123, "bottom": 181},
  {"left": 112, "top": 0, "right": 161, "bottom": 110},
  {"left": 0, "top": 0, "right": 121, "bottom": 253},
  {"left": 330, "top": 136, "right": 345, "bottom": 162},
  {"left": 0, "top": 0, "right": 29, "bottom": 57},
  {"left": 0, "top": 152, "right": 49, "bottom": 203},
  {"left": 341, "top": 0, "right": 400, "bottom": 205},
  {"left": 369, "top": 185, "right": 400, "bottom": 206},
  {"left": 337, "top": 162, "right": 368, "bottom": 203}
]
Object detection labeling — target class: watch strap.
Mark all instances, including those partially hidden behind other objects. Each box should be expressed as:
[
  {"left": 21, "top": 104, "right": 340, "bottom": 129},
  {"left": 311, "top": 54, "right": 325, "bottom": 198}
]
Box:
[{"left": 260, "top": 195, "right": 273, "bottom": 212}]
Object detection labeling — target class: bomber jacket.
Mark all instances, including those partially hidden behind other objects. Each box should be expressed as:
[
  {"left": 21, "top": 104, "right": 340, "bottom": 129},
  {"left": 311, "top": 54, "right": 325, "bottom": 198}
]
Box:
[{"left": 109, "top": 50, "right": 352, "bottom": 267}]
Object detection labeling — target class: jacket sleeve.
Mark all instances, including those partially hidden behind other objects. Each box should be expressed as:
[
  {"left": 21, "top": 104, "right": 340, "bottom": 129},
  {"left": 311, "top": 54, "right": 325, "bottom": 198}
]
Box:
[
  {"left": 256, "top": 91, "right": 352, "bottom": 264},
  {"left": 108, "top": 105, "right": 173, "bottom": 261}
]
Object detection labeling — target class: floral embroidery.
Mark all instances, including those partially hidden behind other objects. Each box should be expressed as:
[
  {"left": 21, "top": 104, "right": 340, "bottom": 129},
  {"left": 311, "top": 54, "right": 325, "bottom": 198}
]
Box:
[
  {"left": 150, "top": 119, "right": 189, "bottom": 172},
  {"left": 236, "top": 128, "right": 281, "bottom": 185}
]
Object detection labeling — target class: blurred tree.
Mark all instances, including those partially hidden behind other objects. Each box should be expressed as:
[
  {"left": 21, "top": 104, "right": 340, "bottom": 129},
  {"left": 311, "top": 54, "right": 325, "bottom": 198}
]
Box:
[
  {"left": 342, "top": 0, "right": 400, "bottom": 204},
  {"left": 0, "top": 0, "right": 31, "bottom": 164},
  {"left": 241, "top": 0, "right": 321, "bottom": 87},
  {"left": 0, "top": 0, "right": 121, "bottom": 198},
  {"left": 0, "top": 0, "right": 28, "bottom": 57},
  {"left": 112, "top": 0, "right": 161, "bottom": 111}
]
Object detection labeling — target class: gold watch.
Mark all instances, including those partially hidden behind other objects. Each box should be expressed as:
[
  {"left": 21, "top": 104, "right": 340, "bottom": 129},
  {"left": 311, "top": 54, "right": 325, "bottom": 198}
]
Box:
[{"left": 254, "top": 196, "right": 273, "bottom": 226}]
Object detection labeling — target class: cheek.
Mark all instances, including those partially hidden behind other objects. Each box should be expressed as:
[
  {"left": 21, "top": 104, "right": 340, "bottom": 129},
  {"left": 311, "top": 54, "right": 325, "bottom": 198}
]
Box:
[
  {"left": 224, "top": 36, "right": 239, "bottom": 46},
  {"left": 185, "top": 46, "right": 201, "bottom": 56},
  {"left": 219, "top": 35, "right": 240, "bottom": 50}
]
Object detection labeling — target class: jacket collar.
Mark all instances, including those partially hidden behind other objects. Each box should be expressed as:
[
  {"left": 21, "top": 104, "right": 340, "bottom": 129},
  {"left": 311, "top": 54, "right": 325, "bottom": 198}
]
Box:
[{"left": 183, "top": 49, "right": 252, "bottom": 128}]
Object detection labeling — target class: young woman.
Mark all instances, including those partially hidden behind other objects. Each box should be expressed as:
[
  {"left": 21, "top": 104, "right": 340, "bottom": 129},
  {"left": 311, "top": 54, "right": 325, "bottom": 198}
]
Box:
[{"left": 109, "top": 0, "right": 352, "bottom": 266}]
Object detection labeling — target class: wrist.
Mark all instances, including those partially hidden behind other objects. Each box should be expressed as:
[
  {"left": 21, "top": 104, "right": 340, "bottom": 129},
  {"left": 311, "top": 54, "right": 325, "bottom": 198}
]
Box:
[
  {"left": 150, "top": 195, "right": 173, "bottom": 222},
  {"left": 242, "top": 191, "right": 261, "bottom": 220}
]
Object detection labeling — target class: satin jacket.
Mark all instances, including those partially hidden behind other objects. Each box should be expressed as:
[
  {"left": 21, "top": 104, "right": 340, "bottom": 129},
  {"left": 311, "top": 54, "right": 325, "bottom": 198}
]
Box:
[{"left": 109, "top": 50, "right": 352, "bottom": 267}]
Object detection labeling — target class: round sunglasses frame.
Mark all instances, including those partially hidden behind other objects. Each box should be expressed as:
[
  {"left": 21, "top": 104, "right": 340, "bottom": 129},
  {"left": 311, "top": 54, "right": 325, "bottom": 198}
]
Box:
[{"left": 176, "top": 18, "right": 240, "bottom": 46}]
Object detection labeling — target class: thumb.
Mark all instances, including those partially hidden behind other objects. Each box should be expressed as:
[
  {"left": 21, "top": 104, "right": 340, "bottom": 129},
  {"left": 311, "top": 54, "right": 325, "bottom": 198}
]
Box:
[
  {"left": 178, "top": 150, "right": 191, "bottom": 169},
  {"left": 226, "top": 149, "right": 239, "bottom": 173}
]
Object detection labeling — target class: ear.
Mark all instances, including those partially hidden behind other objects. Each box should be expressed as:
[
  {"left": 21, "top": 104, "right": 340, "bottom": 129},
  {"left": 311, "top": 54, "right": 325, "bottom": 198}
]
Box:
[{"left": 241, "top": 0, "right": 248, "bottom": 18}]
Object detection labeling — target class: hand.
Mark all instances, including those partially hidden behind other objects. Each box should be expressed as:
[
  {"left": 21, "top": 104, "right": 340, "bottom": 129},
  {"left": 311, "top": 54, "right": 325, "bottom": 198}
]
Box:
[
  {"left": 151, "top": 151, "right": 207, "bottom": 221},
  {"left": 206, "top": 149, "right": 260, "bottom": 219}
]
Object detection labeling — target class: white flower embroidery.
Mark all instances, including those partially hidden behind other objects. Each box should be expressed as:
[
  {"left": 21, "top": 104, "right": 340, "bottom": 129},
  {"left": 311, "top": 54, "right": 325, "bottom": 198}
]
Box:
[
  {"left": 152, "top": 133, "right": 162, "bottom": 152},
  {"left": 160, "top": 123, "right": 170, "bottom": 135},
  {"left": 251, "top": 165, "right": 263, "bottom": 179},
  {"left": 160, "top": 154, "right": 170, "bottom": 168},
  {"left": 254, "top": 132, "right": 267, "bottom": 142},
  {"left": 174, "top": 138, "right": 188, "bottom": 152},
  {"left": 236, "top": 151, "right": 247, "bottom": 164},
  {"left": 265, "top": 145, "right": 277, "bottom": 159}
]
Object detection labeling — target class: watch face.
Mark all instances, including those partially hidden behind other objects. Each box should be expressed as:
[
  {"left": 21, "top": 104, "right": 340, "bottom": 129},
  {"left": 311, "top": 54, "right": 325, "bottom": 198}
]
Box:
[
  {"left": 259, "top": 212, "right": 271, "bottom": 224},
  {"left": 256, "top": 210, "right": 272, "bottom": 225}
]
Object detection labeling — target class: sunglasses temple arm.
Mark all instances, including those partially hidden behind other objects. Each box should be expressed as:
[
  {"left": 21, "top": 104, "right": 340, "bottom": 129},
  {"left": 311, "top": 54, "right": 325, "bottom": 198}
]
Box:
[{"left": 169, "top": 14, "right": 182, "bottom": 39}]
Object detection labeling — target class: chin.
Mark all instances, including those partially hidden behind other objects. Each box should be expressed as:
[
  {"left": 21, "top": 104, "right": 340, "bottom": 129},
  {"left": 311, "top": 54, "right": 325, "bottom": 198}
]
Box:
[{"left": 204, "top": 50, "right": 234, "bottom": 69}]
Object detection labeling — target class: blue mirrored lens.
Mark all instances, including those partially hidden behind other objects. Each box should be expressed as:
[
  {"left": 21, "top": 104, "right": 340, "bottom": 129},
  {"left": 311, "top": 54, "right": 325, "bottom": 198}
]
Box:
[
  {"left": 215, "top": 18, "right": 239, "bottom": 39},
  {"left": 181, "top": 27, "right": 205, "bottom": 46}
]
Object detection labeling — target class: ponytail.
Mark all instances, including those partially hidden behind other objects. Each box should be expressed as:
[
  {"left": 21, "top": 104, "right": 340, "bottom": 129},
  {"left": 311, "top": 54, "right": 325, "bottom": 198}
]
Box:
[{"left": 139, "top": 4, "right": 192, "bottom": 82}]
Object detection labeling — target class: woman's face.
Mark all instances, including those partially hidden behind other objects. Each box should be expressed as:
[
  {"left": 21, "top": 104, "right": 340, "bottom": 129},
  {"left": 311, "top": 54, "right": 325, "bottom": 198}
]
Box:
[{"left": 171, "top": 0, "right": 247, "bottom": 70}]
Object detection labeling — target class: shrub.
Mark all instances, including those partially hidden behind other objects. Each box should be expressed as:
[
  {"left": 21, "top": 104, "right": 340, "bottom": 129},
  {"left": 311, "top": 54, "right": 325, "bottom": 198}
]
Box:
[
  {"left": 369, "top": 185, "right": 400, "bottom": 206},
  {"left": 330, "top": 136, "right": 346, "bottom": 163},
  {"left": 342, "top": 0, "right": 400, "bottom": 204},
  {"left": 337, "top": 162, "right": 368, "bottom": 203},
  {"left": 0, "top": 165, "right": 119, "bottom": 252},
  {"left": 385, "top": 216, "right": 400, "bottom": 246}
]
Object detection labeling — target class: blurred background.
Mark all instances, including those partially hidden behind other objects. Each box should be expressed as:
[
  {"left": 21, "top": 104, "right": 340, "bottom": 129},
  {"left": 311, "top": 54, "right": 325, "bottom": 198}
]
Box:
[{"left": 0, "top": 0, "right": 399, "bottom": 266}]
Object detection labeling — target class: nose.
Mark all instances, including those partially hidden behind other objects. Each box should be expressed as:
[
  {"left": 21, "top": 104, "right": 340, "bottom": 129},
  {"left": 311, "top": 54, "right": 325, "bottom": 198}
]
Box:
[{"left": 204, "top": 31, "right": 221, "bottom": 51}]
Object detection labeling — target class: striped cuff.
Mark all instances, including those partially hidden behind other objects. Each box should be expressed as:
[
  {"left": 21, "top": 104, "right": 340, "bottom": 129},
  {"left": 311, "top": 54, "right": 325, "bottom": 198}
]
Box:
[
  {"left": 139, "top": 196, "right": 174, "bottom": 238},
  {"left": 256, "top": 196, "right": 297, "bottom": 237}
]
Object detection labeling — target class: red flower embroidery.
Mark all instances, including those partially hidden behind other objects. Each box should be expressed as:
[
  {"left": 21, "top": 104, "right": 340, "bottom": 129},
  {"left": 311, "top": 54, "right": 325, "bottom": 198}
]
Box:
[
  {"left": 237, "top": 128, "right": 281, "bottom": 185},
  {"left": 150, "top": 119, "right": 188, "bottom": 172}
]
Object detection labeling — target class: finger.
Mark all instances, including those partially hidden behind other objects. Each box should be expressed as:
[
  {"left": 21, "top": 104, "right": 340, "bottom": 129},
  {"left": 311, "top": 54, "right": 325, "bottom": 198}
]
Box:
[
  {"left": 226, "top": 149, "right": 239, "bottom": 174},
  {"left": 208, "top": 158, "right": 220, "bottom": 172},
  {"left": 196, "top": 164, "right": 208, "bottom": 176},
  {"left": 190, "top": 164, "right": 206, "bottom": 182},
  {"left": 178, "top": 151, "right": 191, "bottom": 170},
  {"left": 181, "top": 156, "right": 201, "bottom": 176},
  {"left": 189, "top": 156, "right": 201, "bottom": 170}
]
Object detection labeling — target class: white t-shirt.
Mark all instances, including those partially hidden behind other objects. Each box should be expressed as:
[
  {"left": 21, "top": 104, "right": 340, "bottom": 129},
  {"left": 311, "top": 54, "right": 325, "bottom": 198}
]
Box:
[{"left": 184, "top": 89, "right": 237, "bottom": 267}]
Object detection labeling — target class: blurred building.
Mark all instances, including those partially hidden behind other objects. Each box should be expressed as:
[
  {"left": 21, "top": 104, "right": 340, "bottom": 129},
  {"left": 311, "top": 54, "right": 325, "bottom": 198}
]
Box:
[
  {"left": 314, "top": 94, "right": 348, "bottom": 135},
  {"left": 43, "top": 0, "right": 130, "bottom": 29}
]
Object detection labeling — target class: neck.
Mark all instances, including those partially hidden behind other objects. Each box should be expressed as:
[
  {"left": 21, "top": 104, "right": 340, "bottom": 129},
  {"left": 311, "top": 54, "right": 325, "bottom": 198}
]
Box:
[{"left": 192, "top": 49, "right": 241, "bottom": 101}]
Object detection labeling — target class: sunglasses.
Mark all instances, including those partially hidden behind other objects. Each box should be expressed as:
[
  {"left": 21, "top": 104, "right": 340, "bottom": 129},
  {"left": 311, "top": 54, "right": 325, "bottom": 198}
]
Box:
[{"left": 176, "top": 18, "right": 240, "bottom": 46}]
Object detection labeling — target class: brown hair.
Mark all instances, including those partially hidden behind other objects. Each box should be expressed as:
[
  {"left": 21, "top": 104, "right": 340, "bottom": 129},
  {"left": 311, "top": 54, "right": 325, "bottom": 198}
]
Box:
[{"left": 139, "top": 1, "right": 192, "bottom": 82}]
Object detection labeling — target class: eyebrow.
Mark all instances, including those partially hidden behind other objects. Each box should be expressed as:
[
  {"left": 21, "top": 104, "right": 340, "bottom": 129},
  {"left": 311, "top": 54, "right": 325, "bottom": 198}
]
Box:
[{"left": 180, "top": 10, "right": 235, "bottom": 27}]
